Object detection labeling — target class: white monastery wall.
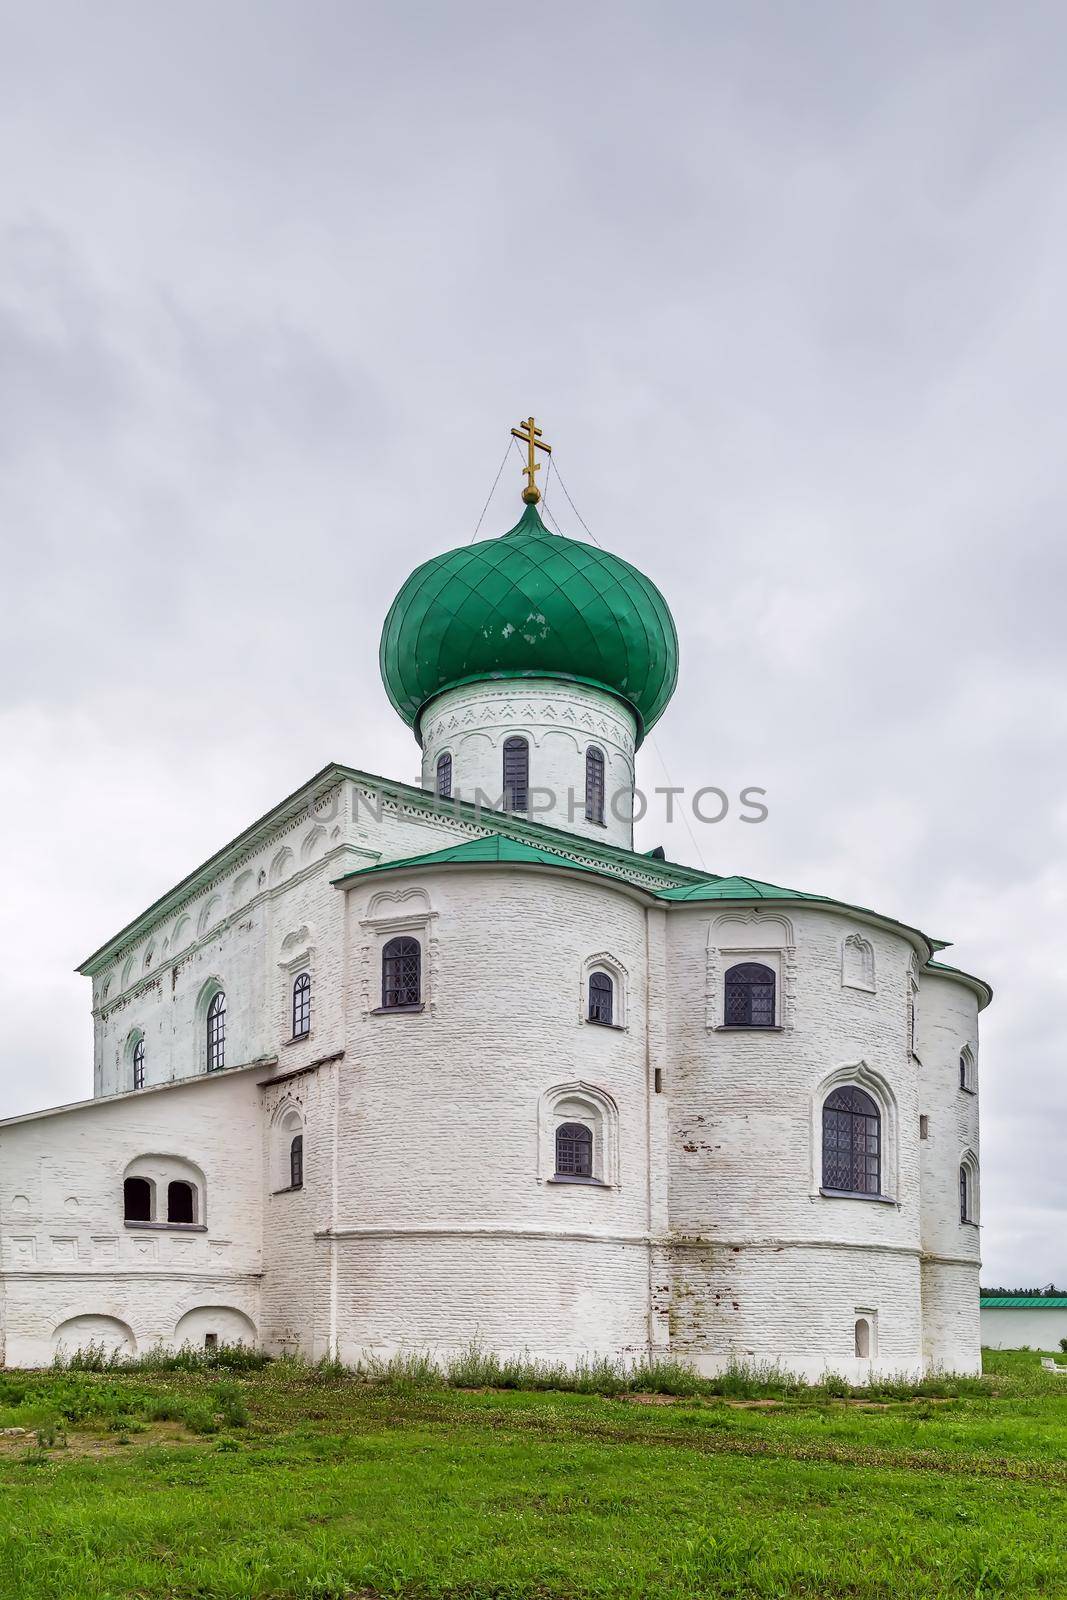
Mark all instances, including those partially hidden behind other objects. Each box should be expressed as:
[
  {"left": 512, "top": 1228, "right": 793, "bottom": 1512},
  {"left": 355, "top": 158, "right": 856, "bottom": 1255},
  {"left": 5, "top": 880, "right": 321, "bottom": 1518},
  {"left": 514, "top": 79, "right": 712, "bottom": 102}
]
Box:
[
  {"left": 419, "top": 680, "right": 638, "bottom": 849},
  {"left": 980, "top": 1308, "right": 1067, "bottom": 1349},
  {"left": 0, "top": 1070, "right": 262, "bottom": 1367}
]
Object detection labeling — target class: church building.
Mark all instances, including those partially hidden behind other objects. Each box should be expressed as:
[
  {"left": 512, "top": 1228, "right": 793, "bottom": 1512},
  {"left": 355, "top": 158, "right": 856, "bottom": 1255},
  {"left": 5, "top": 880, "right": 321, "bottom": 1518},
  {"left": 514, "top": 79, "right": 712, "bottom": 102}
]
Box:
[{"left": 0, "top": 421, "right": 989, "bottom": 1378}]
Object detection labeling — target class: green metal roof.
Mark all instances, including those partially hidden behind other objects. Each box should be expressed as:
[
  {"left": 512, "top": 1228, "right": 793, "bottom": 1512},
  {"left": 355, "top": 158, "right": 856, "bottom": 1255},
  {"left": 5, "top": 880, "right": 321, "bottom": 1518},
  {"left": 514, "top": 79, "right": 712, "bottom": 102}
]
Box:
[
  {"left": 332, "top": 832, "right": 645, "bottom": 890},
  {"left": 657, "top": 874, "right": 828, "bottom": 903},
  {"left": 379, "top": 501, "right": 679, "bottom": 745},
  {"left": 980, "top": 1297, "right": 1067, "bottom": 1309}
]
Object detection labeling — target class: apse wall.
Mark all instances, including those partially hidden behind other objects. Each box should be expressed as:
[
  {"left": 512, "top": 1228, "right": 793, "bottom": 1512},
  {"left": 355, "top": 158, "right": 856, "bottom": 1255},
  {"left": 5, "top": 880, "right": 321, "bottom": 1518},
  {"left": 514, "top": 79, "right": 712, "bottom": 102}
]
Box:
[
  {"left": 332, "top": 862, "right": 655, "bottom": 1363},
  {"left": 659, "top": 903, "right": 930, "bottom": 1381},
  {"left": 916, "top": 969, "right": 982, "bottom": 1375}
]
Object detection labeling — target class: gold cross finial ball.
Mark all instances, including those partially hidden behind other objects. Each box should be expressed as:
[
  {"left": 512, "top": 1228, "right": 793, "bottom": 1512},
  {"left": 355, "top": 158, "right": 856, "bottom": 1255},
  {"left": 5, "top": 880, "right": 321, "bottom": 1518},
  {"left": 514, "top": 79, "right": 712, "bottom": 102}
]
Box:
[{"left": 511, "top": 414, "right": 552, "bottom": 504}]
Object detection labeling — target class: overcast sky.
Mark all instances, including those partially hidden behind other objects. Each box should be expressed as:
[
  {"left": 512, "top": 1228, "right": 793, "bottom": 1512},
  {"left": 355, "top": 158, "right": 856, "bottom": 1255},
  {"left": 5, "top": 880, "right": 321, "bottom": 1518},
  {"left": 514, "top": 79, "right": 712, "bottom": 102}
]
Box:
[{"left": 1, "top": 1, "right": 1063, "bottom": 1286}]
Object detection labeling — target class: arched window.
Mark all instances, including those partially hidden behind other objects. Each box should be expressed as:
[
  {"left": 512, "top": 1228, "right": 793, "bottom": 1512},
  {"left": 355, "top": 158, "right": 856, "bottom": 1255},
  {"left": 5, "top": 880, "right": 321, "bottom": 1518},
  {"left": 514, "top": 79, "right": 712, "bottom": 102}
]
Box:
[
  {"left": 587, "top": 970, "right": 614, "bottom": 1025},
  {"left": 724, "top": 962, "right": 776, "bottom": 1027},
  {"left": 167, "top": 1180, "right": 196, "bottom": 1224},
  {"left": 585, "top": 745, "right": 605, "bottom": 824},
  {"left": 435, "top": 751, "right": 452, "bottom": 799},
  {"left": 555, "top": 1121, "right": 593, "bottom": 1179},
  {"left": 290, "top": 1134, "right": 304, "bottom": 1189},
  {"left": 132, "top": 1037, "right": 145, "bottom": 1091},
  {"left": 292, "top": 972, "right": 311, "bottom": 1039},
  {"left": 382, "top": 936, "right": 421, "bottom": 1008},
  {"left": 959, "top": 1047, "right": 976, "bottom": 1092},
  {"left": 822, "top": 1085, "right": 881, "bottom": 1195},
  {"left": 206, "top": 991, "right": 226, "bottom": 1072},
  {"left": 123, "top": 1176, "right": 152, "bottom": 1223},
  {"left": 854, "top": 1317, "right": 871, "bottom": 1359},
  {"left": 960, "top": 1165, "right": 971, "bottom": 1222},
  {"left": 502, "top": 736, "right": 529, "bottom": 812}
]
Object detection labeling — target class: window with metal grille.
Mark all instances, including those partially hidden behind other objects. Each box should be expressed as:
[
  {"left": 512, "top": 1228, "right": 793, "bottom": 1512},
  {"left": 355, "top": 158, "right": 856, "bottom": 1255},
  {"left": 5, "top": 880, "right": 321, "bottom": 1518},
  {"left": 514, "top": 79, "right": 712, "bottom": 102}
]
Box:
[
  {"left": 132, "top": 1037, "right": 145, "bottom": 1090},
  {"left": 555, "top": 1121, "right": 593, "bottom": 1178},
  {"left": 382, "top": 936, "right": 421, "bottom": 1008},
  {"left": 123, "top": 1176, "right": 152, "bottom": 1222},
  {"left": 822, "top": 1085, "right": 881, "bottom": 1195},
  {"left": 588, "top": 970, "right": 614, "bottom": 1025},
  {"left": 724, "top": 962, "right": 776, "bottom": 1027},
  {"left": 292, "top": 972, "right": 311, "bottom": 1039},
  {"left": 168, "top": 1180, "right": 195, "bottom": 1224},
  {"left": 206, "top": 991, "right": 226, "bottom": 1071},
  {"left": 290, "top": 1134, "right": 304, "bottom": 1189},
  {"left": 502, "top": 736, "right": 529, "bottom": 811},
  {"left": 585, "top": 745, "right": 605, "bottom": 824},
  {"left": 436, "top": 751, "right": 452, "bottom": 799}
]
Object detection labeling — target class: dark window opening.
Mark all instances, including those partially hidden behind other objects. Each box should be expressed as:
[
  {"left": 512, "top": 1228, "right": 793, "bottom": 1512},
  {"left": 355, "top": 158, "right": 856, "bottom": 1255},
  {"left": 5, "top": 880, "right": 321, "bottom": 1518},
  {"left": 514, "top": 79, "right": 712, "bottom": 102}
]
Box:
[
  {"left": 960, "top": 1165, "right": 970, "bottom": 1222},
  {"left": 207, "top": 990, "right": 226, "bottom": 1072},
  {"left": 555, "top": 1121, "right": 593, "bottom": 1179},
  {"left": 292, "top": 972, "right": 311, "bottom": 1039},
  {"left": 585, "top": 745, "right": 605, "bottom": 824},
  {"left": 123, "top": 1176, "right": 152, "bottom": 1223},
  {"left": 132, "top": 1037, "right": 145, "bottom": 1091},
  {"left": 290, "top": 1133, "right": 304, "bottom": 1189},
  {"left": 382, "top": 936, "right": 421, "bottom": 1008},
  {"left": 204, "top": 1332, "right": 218, "bottom": 1351},
  {"left": 436, "top": 752, "right": 452, "bottom": 799},
  {"left": 822, "top": 1085, "right": 881, "bottom": 1195},
  {"left": 167, "top": 1180, "right": 195, "bottom": 1224},
  {"left": 724, "top": 962, "right": 776, "bottom": 1027},
  {"left": 588, "top": 970, "right": 614, "bottom": 1025},
  {"left": 503, "top": 736, "right": 529, "bottom": 812}
]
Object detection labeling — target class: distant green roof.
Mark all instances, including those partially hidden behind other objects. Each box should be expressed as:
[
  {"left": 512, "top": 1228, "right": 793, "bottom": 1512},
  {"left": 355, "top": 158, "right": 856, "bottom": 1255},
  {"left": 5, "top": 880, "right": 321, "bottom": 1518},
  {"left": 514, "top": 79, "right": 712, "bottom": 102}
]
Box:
[{"left": 980, "top": 1297, "right": 1067, "bottom": 1309}]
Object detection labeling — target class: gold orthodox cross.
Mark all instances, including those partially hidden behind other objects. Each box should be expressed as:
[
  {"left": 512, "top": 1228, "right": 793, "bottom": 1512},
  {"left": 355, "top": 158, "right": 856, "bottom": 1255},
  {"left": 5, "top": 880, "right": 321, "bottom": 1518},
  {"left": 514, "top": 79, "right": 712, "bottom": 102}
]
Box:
[{"left": 511, "top": 415, "right": 552, "bottom": 504}]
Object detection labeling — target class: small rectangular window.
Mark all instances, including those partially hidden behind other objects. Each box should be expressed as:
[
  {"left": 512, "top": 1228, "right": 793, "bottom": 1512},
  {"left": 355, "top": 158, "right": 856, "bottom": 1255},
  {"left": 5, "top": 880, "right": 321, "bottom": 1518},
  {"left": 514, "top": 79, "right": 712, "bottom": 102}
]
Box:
[
  {"left": 919, "top": 1114, "right": 929, "bottom": 1140},
  {"left": 204, "top": 1332, "right": 218, "bottom": 1351}
]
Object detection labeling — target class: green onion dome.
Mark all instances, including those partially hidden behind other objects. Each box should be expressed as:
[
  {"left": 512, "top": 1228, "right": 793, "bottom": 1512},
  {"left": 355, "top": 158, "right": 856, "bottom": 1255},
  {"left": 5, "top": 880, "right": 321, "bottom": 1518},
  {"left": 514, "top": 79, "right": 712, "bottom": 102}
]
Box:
[{"left": 379, "top": 502, "right": 679, "bottom": 746}]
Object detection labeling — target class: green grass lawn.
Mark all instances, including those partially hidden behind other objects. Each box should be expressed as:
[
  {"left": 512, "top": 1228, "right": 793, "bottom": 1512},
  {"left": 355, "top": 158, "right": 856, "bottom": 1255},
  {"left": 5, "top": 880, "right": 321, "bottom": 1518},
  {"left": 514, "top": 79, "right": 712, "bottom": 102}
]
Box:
[{"left": 0, "top": 1350, "right": 1065, "bottom": 1599}]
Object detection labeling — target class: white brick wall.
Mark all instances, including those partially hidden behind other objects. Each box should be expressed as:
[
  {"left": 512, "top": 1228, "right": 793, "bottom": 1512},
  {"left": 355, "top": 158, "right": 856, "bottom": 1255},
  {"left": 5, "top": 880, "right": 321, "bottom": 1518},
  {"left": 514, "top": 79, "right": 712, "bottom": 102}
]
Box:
[{"left": 1, "top": 771, "right": 985, "bottom": 1377}]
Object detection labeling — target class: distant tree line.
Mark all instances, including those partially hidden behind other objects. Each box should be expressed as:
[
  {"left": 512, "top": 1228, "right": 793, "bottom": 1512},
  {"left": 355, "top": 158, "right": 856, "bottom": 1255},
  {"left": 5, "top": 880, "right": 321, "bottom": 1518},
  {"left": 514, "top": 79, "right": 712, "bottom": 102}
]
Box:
[{"left": 980, "top": 1284, "right": 1065, "bottom": 1296}]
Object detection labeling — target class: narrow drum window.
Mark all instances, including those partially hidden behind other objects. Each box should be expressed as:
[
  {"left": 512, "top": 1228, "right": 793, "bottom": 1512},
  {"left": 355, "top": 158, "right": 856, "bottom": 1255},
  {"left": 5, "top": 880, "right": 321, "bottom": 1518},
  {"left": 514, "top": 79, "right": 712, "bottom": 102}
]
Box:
[
  {"left": 959, "top": 1052, "right": 967, "bottom": 1089},
  {"left": 206, "top": 991, "right": 226, "bottom": 1072},
  {"left": 132, "top": 1037, "right": 145, "bottom": 1090},
  {"left": 585, "top": 745, "right": 605, "bottom": 824},
  {"left": 292, "top": 972, "right": 311, "bottom": 1039},
  {"left": 436, "top": 751, "right": 452, "bottom": 799},
  {"left": 123, "top": 1176, "right": 152, "bottom": 1222},
  {"left": 167, "top": 1181, "right": 195, "bottom": 1224},
  {"left": 382, "top": 936, "right": 421, "bottom": 1008},
  {"left": 555, "top": 1121, "right": 593, "bottom": 1179},
  {"left": 724, "top": 962, "right": 776, "bottom": 1027},
  {"left": 960, "top": 1165, "right": 970, "bottom": 1222},
  {"left": 822, "top": 1086, "right": 881, "bottom": 1196},
  {"left": 502, "top": 736, "right": 529, "bottom": 811},
  {"left": 290, "top": 1134, "right": 304, "bottom": 1189},
  {"left": 588, "top": 970, "right": 614, "bottom": 1025}
]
